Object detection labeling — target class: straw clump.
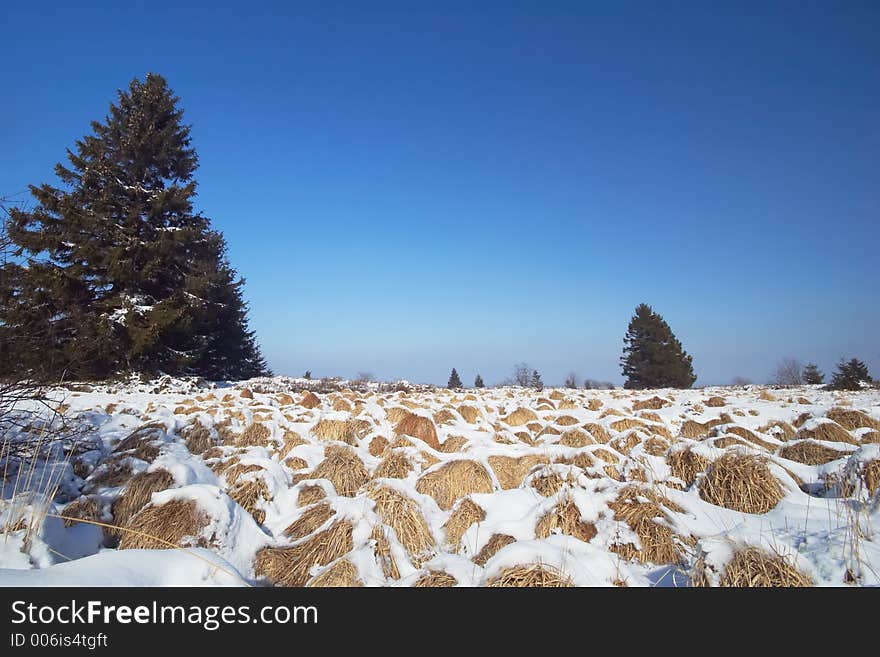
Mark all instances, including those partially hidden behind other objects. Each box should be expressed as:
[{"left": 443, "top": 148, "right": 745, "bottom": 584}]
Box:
[
  {"left": 444, "top": 498, "right": 486, "bottom": 547},
  {"left": 416, "top": 460, "right": 494, "bottom": 510},
  {"left": 182, "top": 423, "right": 214, "bottom": 455},
  {"left": 795, "top": 422, "right": 857, "bottom": 445},
  {"left": 694, "top": 547, "right": 812, "bottom": 587},
  {"left": 118, "top": 499, "right": 208, "bottom": 550},
  {"left": 414, "top": 571, "right": 457, "bottom": 587},
  {"left": 393, "top": 413, "right": 440, "bottom": 451},
  {"left": 535, "top": 500, "right": 596, "bottom": 543},
  {"left": 297, "top": 485, "right": 326, "bottom": 507},
  {"left": 488, "top": 454, "right": 548, "bottom": 489},
  {"left": 503, "top": 408, "right": 539, "bottom": 427},
  {"left": 698, "top": 452, "right": 784, "bottom": 514},
  {"left": 369, "top": 485, "right": 435, "bottom": 565},
  {"left": 255, "top": 520, "right": 354, "bottom": 587},
  {"left": 236, "top": 422, "right": 271, "bottom": 447},
  {"left": 667, "top": 447, "right": 711, "bottom": 487},
  {"left": 458, "top": 405, "right": 480, "bottom": 424},
  {"left": 608, "top": 487, "right": 683, "bottom": 564},
  {"left": 60, "top": 496, "right": 101, "bottom": 528},
  {"left": 307, "top": 559, "right": 363, "bottom": 587},
  {"left": 633, "top": 396, "right": 669, "bottom": 411},
  {"left": 228, "top": 477, "right": 269, "bottom": 525},
  {"left": 472, "top": 533, "right": 516, "bottom": 565},
  {"left": 110, "top": 469, "right": 175, "bottom": 535},
  {"left": 299, "top": 391, "right": 321, "bottom": 409},
  {"left": 488, "top": 564, "right": 573, "bottom": 587},
  {"left": 308, "top": 445, "right": 369, "bottom": 496},
  {"left": 374, "top": 450, "right": 413, "bottom": 479},
  {"left": 826, "top": 408, "right": 880, "bottom": 431},
  {"left": 559, "top": 429, "right": 594, "bottom": 448},
  {"left": 778, "top": 441, "right": 849, "bottom": 466}
]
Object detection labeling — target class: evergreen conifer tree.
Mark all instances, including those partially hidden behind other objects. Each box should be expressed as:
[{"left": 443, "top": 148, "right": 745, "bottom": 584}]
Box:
[
  {"left": 802, "top": 363, "right": 824, "bottom": 385},
  {"left": 828, "top": 358, "right": 871, "bottom": 390},
  {"left": 530, "top": 369, "right": 543, "bottom": 391},
  {"left": 620, "top": 303, "right": 696, "bottom": 389},
  {"left": 474, "top": 374, "right": 485, "bottom": 388},
  {"left": 447, "top": 368, "right": 462, "bottom": 389},
  {"left": 0, "top": 74, "right": 268, "bottom": 380}
]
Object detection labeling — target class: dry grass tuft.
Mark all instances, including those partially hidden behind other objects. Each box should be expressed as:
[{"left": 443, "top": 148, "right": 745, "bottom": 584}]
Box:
[
  {"left": 297, "top": 485, "right": 326, "bottom": 507},
  {"left": 535, "top": 500, "right": 596, "bottom": 543},
  {"left": 414, "top": 571, "right": 457, "bottom": 587},
  {"left": 255, "top": 520, "right": 354, "bottom": 587},
  {"left": 644, "top": 436, "right": 670, "bottom": 457},
  {"left": 236, "top": 422, "right": 271, "bottom": 447},
  {"left": 610, "top": 418, "right": 649, "bottom": 433},
  {"left": 680, "top": 420, "right": 712, "bottom": 439},
  {"left": 458, "top": 405, "right": 480, "bottom": 424},
  {"left": 439, "top": 435, "right": 469, "bottom": 453},
  {"left": 795, "top": 422, "right": 857, "bottom": 445},
  {"left": 757, "top": 420, "right": 796, "bottom": 441},
  {"left": 553, "top": 451, "right": 595, "bottom": 470},
  {"left": 299, "top": 391, "right": 321, "bottom": 408},
  {"left": 308, "top": 445, "right": 369, "bottom": 496},
  {"left": 393, "top": 413, "right": 440, "bottom": 451},
  {"left": 502, "top": 408, "right": 539, "bottom": 426},
  {"left": 110, "top": 470, "right": 175, "bottom": 535},
  {"left": 182, "top": 423, "right": 214, "bottom": 455},
  {"left": 119, "top": 499, "right": 208, "bottom": 550},
  {"left": 371, "top": 525, "right": 401, "bottom": 580},
  {"left": 559, "top": 428, "right": 594, "bottom": 448},
  {"left": 332, "top": 397, "right": 353, "bottom": 413},
  {"left": 758, "top": 390, "right": 777, "bottom": 401},
  {"left": 633, "top": 396, "right": 669, "bottom": 411},
  {"left": 778, "top": 441, "right": 849, "bottom": 465},
  {"left": 307, "top": 558, "right": 363, "bottom": 587},
  {"left": 416, "top": 460, "right": 494, "bottom": 510},
  {"left": 558, "top": 399, "right": 580, "bottom": 411},
  {"left": 554, "top": 415, "right": 580, "bottom": 427},
  {"left": 488, "top": 454, "right": 548, "bottom": 489},
  {"left": 60, "top": 496, "right": 101, "bottom": 528},
  {"left": 587, "top": 399, "right": 603, "bottom": 411},
  {"left": 472, "top": 533, "right": 516, "bottom": 565},
  {"left": 698, "top": 453, "right": 783, "bottom": 514},
  {"left": 228, "top": 478, "right": 269, "bottom": 525},
  {"left": 826, "top": 408, "right": 880, "bottom": 431},
  {"left": 705, "top": 396, "right": 726, "bottom": 407},
  {"left": 705, "top": 548, "right": 812, "bottom": 587},
  {"left": 368, "top": 435, "right": 390, "bottom": 457},
  {"left": 488, "top": 564, "right": 573, "bottom": 587},
  {"left": 725, "top": 425, "right": 778, "bottom": 451},
  {"left": 433, "top": 409, "right": 457, "bottom": 426},
  {"left": 374, "top": 450, "right": 413, "bottom": 479},
  {"left": 312, "top": 419, "right": 371, "bottom": 445},
  {"left": 863, "top": 460, "right": 880, "bottom": 495},
  {"left": 369, "top": 484, "right": 435, "bottom": 565},
  {"left": 385, "top": 406, "right": 411, "bottom": 424},
  {"left": 444, "top": 498, "right": 486, "bottom": 547},
  {"left": 531, "top": 471, "right": 564, "bottom": 497},
  {"left": 591, "top": 448, "right": 619, "bottom": 464},
  {"left": 285, "top": 456, "right": 308, "bottom": 470},
  {"left": 610, "top": 432, "right": 643, "bottom": 455},
  {"left": 583, "top": 423, "right": 611, "bottom": 443},
  {"left": 713, "top": 436, "right": 748, "bottom": 449},
  {"left": 608, "top": 487, "right": 683, "bottom": 564},
  {"left": 285, "top": 502, "right": 336, "bottom": 539}
]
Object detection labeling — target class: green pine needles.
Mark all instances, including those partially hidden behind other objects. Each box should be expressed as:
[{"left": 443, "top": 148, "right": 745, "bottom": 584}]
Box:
[{"left": 0, "top": 74, "right": 269, "bottom": 380}]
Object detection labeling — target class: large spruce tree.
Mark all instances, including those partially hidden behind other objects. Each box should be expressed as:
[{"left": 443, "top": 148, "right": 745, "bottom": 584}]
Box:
[
  {"left": 447, "top": 368, "right": 462, "bottom": 389},
  {"left": 0, "top": 74, "right": 268, "bottom": 380},
  {"left": 620, "top": 303, "right": 696, "bottom": 389}
]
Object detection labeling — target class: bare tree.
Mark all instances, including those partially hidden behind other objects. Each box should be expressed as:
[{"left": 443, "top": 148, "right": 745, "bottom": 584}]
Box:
[
  {"left": 772, "top": 358, "right": 804, "bottom": 386},
  {"left": 731, "top": 376, "right": 753, "bottom": 386},
  {"left": 503, "top": 362, "right": 533, "bottom": 387},
  {"left": 564, "top": 372, "right": 578, "bottom": 389}
]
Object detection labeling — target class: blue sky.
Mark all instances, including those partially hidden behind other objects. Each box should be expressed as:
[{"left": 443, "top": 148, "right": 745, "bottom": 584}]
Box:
[{"left": 2, "top": 1, "right": 878, "bottom": 385}]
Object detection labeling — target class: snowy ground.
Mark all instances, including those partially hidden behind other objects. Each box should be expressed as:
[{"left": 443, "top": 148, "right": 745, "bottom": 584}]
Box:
[{"left": 1, "top": 377, "right": 878, "bottom": 586}]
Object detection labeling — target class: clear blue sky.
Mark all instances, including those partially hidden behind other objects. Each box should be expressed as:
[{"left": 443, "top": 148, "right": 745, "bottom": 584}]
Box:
[{"left": 2, "top": 1, "right": 878, "bottom": 386}]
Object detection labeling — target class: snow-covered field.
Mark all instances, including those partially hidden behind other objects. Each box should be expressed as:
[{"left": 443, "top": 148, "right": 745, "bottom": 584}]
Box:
[{"left": 2, "top": 377, "right": 878, "bottom": 587}]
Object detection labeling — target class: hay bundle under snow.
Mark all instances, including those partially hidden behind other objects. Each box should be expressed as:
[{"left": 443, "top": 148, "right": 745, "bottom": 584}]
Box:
[
  {"left": 118, "top": 499, "right": 209, "bottom": 550},
  {"left": 502, "top": 408, "right": 539, "bottom": 427},
  {"left": 110, "top": 469, "right": 175, "bottom": 536},
  {"left": 299, "top": 391, "right": 321, "bottom": 409},
  {"left": 698, "top": 452, "right": 783, "bottom": 514},
  {"left": 609, "top": 487, "right": 685, "bottom": 565},
  {"left": 297, "top": 485, "right": 326, "bottom": 507},
  {"left": 416, "top": 460, "right": 494, "bottom": 510},
  {"left": 826, "top": 408, "right": 880, "bottom": 431},
  {"left": 235, "top": 422, "right": 271, "bottom": 447},
  {"left": 443, "top": 498, "right": 486, "bottom": 547},
  {"left": 312, "top": 419, "right": 371, "bottom": 445},
  {"left": 488, "top": 564, "right": 573, "bottom": 587},
  {"left": 531, "top": 471, "right": 564, "bottom": 497},
  {"left": 535, "top": 500, "right": 596, "bottom": 543},
  {"left": 582, "top": 423, "right": 611, "bottom": 443},
  {"left": 374, "top": 450, "right": 413, "bottom": 479},
  {"left": 369, "top": 436, "right": 390, "bottom": 457},
  {"left": 633, "top": 396, "right": 669, "bottom": 411},
  {"left": 795, "top": 421, "right": 857, "bottom": 445},
  {"left": 182, "top": 422, "right": 214, "bottom": 455},
  {"left": 308, "top": 445, "right": 369, "bottom": 496},
  {"left": 60, "top": 496, "right": 101, "bottom": 528},
  {"left": 725, "top": 425, "right": 778, "bottom": 451},
  {"left": 472, "top": 533, "right": 516, "bottom": 565},
  {"left": 228, "top": 477, "right": 269, "bottom": 525},
  {"left": 667, "top": 447, "right": 711, "bottom": 487},
  {"left": 368, "top": 484, "right": 435, "bottom": 565},
  {"left": 458, "top": 405, "right": 480, "bottom": 424},
  {"left": 307, "top": 559, "right": 363, "bottom": 587},
  {"left": 778, "top": 441, "right": 850, "bottom": 465},
  {"left": 559, "top": 428, "right": 593, "bottom": 448},
  {"left": 488, "top": 454, "right": 547, "bottom": 489},
  {"left": 255, "top": 520, "right": 354, "bottom": 587},
  {"left": 393, "top": 413, "right": 440, "bottom": 451},
  {"left": 371, "top": 525, "right": 400, "bottom": 580},
  {"left": 414, "top": 571, "right": 457, "bottom": 587},
  {"left": 692, "top": 547, "right": 812, "bottom": 587},
  {"left": 439, "top": 435, "right": 469, "bottom": 453}
]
